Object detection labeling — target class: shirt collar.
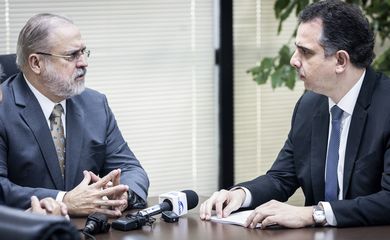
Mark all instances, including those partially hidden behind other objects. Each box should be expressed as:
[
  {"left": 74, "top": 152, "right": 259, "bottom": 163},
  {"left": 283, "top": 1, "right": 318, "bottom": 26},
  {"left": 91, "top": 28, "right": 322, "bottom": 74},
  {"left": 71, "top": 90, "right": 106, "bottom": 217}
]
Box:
[
  {"left": 328, "top": 70, "right": 366, "bottom": 116},
  {"left": 24, "top": 74, "right": 66, "bottom": 120}
]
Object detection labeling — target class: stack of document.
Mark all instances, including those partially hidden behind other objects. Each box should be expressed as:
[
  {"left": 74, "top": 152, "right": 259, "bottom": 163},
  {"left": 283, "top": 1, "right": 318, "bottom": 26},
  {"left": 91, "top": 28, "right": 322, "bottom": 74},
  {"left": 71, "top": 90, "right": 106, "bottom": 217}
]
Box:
[{"left": 210, "top": 210, "right": 261, "bottom": 228}]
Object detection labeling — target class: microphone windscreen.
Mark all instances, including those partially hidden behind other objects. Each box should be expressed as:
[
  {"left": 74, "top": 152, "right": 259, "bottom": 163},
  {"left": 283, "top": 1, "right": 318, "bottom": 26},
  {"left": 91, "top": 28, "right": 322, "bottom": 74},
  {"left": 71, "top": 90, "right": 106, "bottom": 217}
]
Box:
[{"left": 182, "top": 190, "right": 199, "bottom": 210}]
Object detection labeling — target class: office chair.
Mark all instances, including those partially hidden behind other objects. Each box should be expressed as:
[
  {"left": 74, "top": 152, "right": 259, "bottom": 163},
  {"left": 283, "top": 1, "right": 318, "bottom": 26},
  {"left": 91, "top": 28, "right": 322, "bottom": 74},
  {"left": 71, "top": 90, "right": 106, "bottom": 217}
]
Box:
[{"left": 0, "top": 53, "right": 19, "bottom": 83}]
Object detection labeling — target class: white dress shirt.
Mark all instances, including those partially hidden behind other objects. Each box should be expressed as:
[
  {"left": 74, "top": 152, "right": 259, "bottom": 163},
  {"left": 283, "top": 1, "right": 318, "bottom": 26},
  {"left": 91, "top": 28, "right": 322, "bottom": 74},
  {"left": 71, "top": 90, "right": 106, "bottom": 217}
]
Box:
[
  {"left": 240, "top": 70, "right": 366, "bottom": 226},
  {"left": 320, "top": 70, "right": 365, "bottom": 225}
]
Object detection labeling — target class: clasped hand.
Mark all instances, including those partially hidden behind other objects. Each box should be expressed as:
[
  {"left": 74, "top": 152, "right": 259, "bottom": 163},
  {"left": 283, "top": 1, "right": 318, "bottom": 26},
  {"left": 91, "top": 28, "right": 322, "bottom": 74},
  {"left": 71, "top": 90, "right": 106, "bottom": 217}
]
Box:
[{"left": 63, "top": 169, "right": 129, "bottom": 217}]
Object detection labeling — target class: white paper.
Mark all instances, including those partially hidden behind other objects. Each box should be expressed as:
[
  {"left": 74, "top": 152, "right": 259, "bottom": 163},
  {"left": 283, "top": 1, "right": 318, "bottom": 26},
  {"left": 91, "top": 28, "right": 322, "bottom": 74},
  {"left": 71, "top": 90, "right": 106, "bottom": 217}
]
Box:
[{"left": 210, "top": 210, "right": 261, "bottom": 228}]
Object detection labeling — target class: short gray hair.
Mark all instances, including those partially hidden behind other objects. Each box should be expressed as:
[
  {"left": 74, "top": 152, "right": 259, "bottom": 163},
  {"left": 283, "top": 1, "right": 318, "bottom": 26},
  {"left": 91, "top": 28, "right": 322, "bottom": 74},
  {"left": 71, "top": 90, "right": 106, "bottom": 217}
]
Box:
[{"left": 16, "top": 13, "right": 73, "bottom": 71}]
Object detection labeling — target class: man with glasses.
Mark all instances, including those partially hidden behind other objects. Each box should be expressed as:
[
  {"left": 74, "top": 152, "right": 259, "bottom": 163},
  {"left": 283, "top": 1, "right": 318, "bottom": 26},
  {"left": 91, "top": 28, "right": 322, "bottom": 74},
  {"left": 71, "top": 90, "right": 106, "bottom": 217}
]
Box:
[{"left": 0, "top": 13, "right": 149, "bottom": 217}]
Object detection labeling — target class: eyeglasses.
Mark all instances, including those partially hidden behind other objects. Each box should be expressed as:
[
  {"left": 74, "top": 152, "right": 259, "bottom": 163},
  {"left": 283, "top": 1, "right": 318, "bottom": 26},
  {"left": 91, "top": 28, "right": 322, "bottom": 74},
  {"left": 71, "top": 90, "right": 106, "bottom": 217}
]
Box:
[{"left": 36, "top": 48, "right": 90, "bottom": 62}]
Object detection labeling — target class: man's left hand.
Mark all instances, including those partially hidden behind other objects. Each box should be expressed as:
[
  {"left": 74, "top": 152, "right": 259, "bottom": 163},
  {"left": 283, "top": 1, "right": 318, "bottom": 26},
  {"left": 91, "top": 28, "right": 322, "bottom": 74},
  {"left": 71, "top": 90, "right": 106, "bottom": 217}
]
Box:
[
  {"left": 89, "top": 169, "right": 128, "bottom": 212},
  {"left": 245, "top": 200, "right": 314, "bottom": 229}
]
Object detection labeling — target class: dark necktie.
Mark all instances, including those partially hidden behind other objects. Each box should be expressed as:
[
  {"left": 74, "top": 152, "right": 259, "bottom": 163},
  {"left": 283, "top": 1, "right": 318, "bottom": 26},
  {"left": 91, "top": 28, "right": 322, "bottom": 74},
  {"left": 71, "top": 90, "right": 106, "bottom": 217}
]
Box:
[
  {"left": 50, "top": 104, "right": 66, "bottom": 178},
  {"left": 325, "top": 105, "right": 344, "bottom": 201}
]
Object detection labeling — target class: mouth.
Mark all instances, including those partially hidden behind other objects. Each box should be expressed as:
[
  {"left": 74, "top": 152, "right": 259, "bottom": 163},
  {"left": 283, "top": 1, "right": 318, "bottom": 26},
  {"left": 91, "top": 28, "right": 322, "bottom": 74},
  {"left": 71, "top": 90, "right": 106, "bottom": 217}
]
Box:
[
  {"left": 75, "top": 68, "right": 87, "bottom": 80},
  {"left": 296, "top": 71, "right": 305, "bottom": 80}
]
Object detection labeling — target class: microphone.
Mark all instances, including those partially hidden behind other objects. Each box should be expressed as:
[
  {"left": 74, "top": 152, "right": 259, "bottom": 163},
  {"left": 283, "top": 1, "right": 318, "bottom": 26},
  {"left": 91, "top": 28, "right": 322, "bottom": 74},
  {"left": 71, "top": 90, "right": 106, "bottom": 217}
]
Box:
[
  {"left": 158, "top": 190, "right": 199, "bottom": 216},
  {"left": 83, "top": 212, "right": 111, "bottom": 235},
  {"left": 112, "top": 190, "right": 199, "bottom": 231},
  {"left": 136, "top": 200, "right": 171, "bottom": 217}
]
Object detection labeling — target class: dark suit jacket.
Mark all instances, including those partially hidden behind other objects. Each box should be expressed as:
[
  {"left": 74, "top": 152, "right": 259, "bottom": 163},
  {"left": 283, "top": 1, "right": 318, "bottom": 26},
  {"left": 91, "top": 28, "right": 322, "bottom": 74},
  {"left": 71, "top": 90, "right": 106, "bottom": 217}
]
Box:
[
  {"left": 0, "top": 73, "right": 149, "bottom": 209},
  {"left": 238, "top": 67, "right": 390, "bottom": 227}
]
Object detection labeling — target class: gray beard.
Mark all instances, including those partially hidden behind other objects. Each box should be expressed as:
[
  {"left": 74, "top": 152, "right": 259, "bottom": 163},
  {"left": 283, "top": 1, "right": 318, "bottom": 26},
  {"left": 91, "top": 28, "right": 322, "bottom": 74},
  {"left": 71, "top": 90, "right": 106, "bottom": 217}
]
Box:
[{"left": 42, "top": 66, "right": 87, "bottom": 99}]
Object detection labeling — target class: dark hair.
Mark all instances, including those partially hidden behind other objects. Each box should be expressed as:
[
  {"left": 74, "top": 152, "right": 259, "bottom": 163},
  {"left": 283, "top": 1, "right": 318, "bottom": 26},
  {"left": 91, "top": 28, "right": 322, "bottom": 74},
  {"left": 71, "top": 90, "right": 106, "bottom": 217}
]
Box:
[{"left": 298, "top": 0, "right": 375, "bottom": 68}]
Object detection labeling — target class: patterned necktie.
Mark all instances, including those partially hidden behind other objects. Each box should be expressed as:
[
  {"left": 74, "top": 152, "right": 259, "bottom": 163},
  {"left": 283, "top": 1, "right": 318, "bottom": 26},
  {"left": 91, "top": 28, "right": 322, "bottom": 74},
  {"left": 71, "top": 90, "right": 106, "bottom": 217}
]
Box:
[
  {"left": 50, "top": 104, "right": 66, "bottom": 178},
  {"left": 325, "top": 105, "right": 344, "bottom": 201}
]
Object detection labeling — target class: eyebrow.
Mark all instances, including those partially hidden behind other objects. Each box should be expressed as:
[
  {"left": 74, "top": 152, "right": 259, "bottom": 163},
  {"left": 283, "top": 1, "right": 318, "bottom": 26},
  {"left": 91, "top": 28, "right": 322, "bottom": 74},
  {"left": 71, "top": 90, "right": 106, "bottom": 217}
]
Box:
[
  {"left": 295, "top": 43, "right": 314, "bottom": 53},
  {"left": 65, "top": 46, "right": 86, "bottom": 55}
]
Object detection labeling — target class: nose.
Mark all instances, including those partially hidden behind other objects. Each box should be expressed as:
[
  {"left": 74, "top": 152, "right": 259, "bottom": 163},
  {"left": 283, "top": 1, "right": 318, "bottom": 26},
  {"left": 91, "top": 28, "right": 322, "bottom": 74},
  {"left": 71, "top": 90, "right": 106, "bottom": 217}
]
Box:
[
  {"left": 290, "top": 50, "right": 301, "bottom": 69},
  {"left": 76, "top": 54, "right": 88, "bottom": 68}
]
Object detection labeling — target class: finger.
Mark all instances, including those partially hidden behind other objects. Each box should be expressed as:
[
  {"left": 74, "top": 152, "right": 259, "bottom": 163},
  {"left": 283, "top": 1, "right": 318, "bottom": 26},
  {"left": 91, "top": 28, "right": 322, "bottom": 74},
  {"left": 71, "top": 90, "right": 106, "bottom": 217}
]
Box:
[
  {"left": 222, "top": 190, "right": 244, "bottom": 218},
  {"left": 113, "top": 192, "right": 128, "bottom": 211},
  {"left": 244, "top": 210, "right": 257, "bottom": 227},
  {"left": 89, "top": 171, "right": 101, "bottom": 183},
  {"left": 200, "top": 199, "right": 214, "bottom": 220},
  {"left": 80, "top": 170, "right": 92, "bottom": 186},
  {"left": 201, "top": 201, "right": 210, "bottom": 220},
  {"left": 59, "top": 202, "right": 68, "bottom": 216},
  {"left": 105, "top": 181, "right": 113, "bottom": 188},
  {"left": 261, "top": 216, "right": 278, "bottom": 229},
  {"left": 111, "top": 169, "right": 122, "bottom": 199},
  {"left": 92, "top": 169, "right": 119, "bottom": 188},
  {"left": 40, "top": 198, "right": 54, "bottom": 213},
  {"left": 114, "top": 204, "right": 127, "bottom": 213},
  {"left": 30, "top": 196, "right": 42, "bottom": 213},
  {"left": 203, "top": 193, "right": 219, "bottom": 220},
  {"left": 222, "top": 200, "right": 239, "bottom": 218},
  {"left": 199, "top": 202, "right": 206, "bottom": 219},
  {"left": 89, "top": 171, "right": 113, "bottom": 189},
  {"left": 100, "top": 184, "right": 128, "bottom": 197},
  {"left": 250, "top": 211, "right": 267, "bottom": 229},
  {"left": 94, "top": 199, "right": 128, "bottom": 208},
  {"left": 112, "top": 169, "right": 121, "bottom": 187},
  {"left": 214, "top": 190, "right": 229, "bottom": 218}
]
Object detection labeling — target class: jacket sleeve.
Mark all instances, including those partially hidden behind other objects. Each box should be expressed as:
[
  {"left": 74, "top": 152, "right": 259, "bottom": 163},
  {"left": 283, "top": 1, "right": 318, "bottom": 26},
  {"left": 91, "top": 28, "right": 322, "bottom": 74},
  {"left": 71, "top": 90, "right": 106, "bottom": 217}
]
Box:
[{"left": 99, "top": 95, "right": 149, "bottom": 202}]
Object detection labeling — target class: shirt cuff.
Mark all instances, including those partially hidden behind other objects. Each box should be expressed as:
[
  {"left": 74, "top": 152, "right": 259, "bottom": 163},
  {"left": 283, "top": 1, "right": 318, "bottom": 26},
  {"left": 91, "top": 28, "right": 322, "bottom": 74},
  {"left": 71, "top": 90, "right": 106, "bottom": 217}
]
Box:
[
  {"left": 319, "top": 201, "right": 337, "bottom": 226},
  {"left": 230, "top": 186, "right": 252, "bottom": 208},
  {"left": 56, "top": 191, "right": 67, "bottom": 202}
]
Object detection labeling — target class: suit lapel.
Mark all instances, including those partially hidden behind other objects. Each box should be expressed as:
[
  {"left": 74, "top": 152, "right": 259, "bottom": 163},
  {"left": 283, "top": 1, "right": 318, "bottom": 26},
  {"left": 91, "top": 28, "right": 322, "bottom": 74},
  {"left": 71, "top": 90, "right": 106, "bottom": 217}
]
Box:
[
  {"left": 13, "top": 74, "right": 64, "bottom": 189},
  {"left": 343, "top": 68, "right": 375, "bottom": 198},
  {"left": 311, "top": 98, "right": 329, "bottom": 203},
  {"left": 64, "top": 98, "right": 84, "bottom": 190}
]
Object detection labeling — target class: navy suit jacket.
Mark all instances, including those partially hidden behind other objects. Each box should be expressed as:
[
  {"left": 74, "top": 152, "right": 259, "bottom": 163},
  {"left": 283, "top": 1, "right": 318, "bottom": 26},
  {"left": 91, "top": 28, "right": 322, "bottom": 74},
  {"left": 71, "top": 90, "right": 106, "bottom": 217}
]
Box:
[
  {"left": 0, "top": 73, "right": 149, "bottom": 209},
  {"left": 238, "top": 67, "right": 390, "bottom": 227}
]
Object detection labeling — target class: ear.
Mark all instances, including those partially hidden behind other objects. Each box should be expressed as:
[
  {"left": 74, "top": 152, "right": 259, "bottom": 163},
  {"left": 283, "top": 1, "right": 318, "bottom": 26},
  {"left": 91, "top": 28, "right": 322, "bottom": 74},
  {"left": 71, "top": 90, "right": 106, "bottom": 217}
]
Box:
[
  {"left": 335, "top": 50, "right": 349, "bottom": 74},
  {"left": 28, "top": 54, "right": 43, "bottom": 74}
]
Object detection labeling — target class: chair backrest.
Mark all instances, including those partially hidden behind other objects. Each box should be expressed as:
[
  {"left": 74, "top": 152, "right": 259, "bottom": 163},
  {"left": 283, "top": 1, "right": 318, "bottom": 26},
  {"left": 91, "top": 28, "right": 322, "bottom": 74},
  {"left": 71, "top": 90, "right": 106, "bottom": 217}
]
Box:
[{"left": 0, "top": 54, "right": 19, "bottom": 83}]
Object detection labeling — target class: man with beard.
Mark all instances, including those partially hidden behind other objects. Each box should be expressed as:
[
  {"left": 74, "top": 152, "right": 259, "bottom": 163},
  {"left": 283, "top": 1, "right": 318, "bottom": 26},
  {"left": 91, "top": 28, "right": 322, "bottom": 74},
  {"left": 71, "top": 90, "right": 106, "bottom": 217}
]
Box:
[{"left": 0, "top": 13, "right": 149, "bottom": 217}]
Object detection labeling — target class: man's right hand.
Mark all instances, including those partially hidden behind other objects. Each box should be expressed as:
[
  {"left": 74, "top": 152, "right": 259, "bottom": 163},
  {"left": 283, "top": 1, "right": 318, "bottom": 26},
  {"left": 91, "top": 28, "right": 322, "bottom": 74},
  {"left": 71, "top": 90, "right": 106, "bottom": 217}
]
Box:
[
  {"left": 63, "top": 169, "right": 129, "bottom": 217},
  {"left": 29, "top": 196, "right": 68, "bottom": 219},
  {"left": 199, "top": 188, "right": 246, "bottom": 220}
]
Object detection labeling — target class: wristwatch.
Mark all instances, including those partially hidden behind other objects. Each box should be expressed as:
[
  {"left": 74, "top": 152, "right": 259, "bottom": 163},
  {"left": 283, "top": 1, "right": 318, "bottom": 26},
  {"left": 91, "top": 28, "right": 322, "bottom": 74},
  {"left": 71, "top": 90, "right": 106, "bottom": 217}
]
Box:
[
  {"left": 127, "top": 190, "right": 138, "bottom": 208},
  {"left": 127, "top": 190, "right": 147, "bottom": 209},
  {"left": 312, "top": 204, "right": 326, "bottom": 226}
]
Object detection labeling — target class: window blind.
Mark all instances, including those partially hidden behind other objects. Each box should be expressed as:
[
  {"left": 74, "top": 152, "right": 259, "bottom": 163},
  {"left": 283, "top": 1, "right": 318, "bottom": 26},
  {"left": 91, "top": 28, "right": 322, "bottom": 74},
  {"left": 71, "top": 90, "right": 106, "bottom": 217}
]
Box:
[
  {"left": 0, "top": 0, "right": 218, "bottom": 197},
  {"left": 233, "top": 0, "right": 305, "bottom": 205}
]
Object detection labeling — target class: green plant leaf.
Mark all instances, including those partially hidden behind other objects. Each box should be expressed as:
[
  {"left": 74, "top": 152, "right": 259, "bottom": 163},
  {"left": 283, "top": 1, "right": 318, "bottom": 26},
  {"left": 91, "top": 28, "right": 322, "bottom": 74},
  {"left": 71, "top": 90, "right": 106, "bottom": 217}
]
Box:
[
  {"left": 278, "top": 45, "right": 292, "bottom": 66},
  {"left": 285, "top": 67, "right": 297, "bottom": 90},
  {"left": 373, "top": 48, "right": 390, "bottom": 74},
  {"left": 278, "top": 1, "right": 298, "bottom": 33},
  {"left": 249, "top": 57, "right": 274, "bottom": 85},
  {"left": 275, "top": 0, "right": 290, "bottom": 18},
  {"left": 271, "top": 67, "right": 284, "bottom": 88}
]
